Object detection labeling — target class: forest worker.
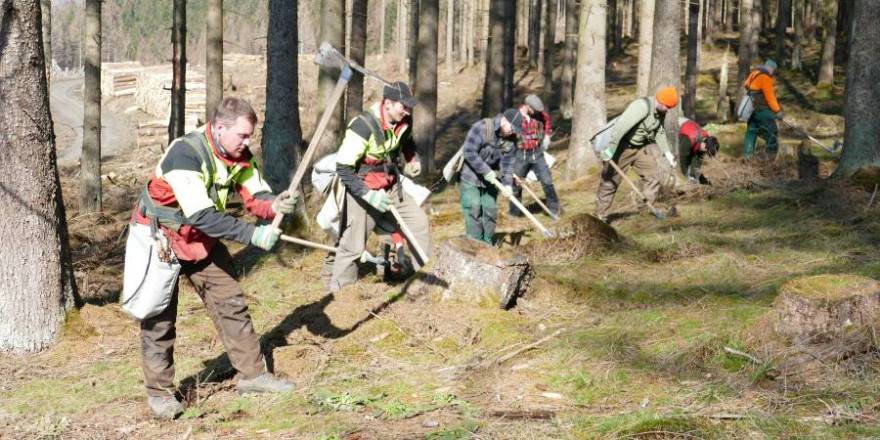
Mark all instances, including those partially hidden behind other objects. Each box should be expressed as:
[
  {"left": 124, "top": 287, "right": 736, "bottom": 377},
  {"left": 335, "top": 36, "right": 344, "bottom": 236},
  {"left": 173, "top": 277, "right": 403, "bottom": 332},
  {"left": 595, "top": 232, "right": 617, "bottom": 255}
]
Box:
[
  {"left": 127, "top": 97, "right": 297, "bottom": 419},
  {"left": 742, "top": 59, "right": 783, "bottom": 158},
  {"left": 678, "top": 117, "right": 720, "bottom": 185},
  {"left": 320, "top": 81, "right": 432, "bottom": 292},
  {"left": 510, "top": 94, "right": 562, "bottom": 218},
  {"left": 595, "top": 87, "right": 679, "bottom": 222},
  {"left": 460, "top": 108, "right": 521, "bottom": 244}
]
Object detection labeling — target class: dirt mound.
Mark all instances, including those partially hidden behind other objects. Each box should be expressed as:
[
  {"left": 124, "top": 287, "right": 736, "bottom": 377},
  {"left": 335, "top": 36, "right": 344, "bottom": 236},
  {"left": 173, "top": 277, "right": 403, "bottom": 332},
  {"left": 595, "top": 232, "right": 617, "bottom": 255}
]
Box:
[{"left": 526, "top": 213, "right": 621, "bottom": 265}]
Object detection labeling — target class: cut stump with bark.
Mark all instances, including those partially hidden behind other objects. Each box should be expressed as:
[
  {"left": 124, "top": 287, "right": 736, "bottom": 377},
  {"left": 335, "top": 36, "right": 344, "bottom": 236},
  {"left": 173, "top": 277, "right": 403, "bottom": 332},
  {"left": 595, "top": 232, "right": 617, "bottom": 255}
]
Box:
[
  {"left": 773, "top": 274, "right": 880, "bottom": 344},
  {"left": 414, "top": 237, "right": 533, "bottom": 309}
]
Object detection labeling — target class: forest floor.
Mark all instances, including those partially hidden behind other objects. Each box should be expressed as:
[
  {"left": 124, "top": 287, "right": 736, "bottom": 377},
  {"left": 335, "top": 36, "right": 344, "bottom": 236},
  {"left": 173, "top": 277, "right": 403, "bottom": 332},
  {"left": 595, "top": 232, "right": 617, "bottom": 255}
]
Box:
[{"left": 3, "top": 34, "right": 878, "bottom": 440}]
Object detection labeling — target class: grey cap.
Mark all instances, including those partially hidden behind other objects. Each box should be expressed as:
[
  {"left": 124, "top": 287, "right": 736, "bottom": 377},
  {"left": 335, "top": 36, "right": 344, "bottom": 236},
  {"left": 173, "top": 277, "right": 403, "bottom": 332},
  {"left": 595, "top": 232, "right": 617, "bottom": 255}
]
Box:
[
  {"left": 501, "top": 108, "right": 524, "bottom": 136},
  {"left": 383, "top": 81, "right": 419, "bottom": 108},
  {"left": 524, "top": 94, "right": 544, "bottom": 112}
]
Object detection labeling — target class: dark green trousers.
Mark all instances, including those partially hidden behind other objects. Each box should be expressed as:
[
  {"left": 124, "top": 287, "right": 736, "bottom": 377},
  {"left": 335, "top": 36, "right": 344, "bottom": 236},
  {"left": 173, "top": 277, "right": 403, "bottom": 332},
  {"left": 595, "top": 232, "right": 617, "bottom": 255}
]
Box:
[
  {"left": 460, "top": 181, "right": 498, "bottom": 244},
  {"left": 743, "top": 109, "right": 778, "bottom": 157}
]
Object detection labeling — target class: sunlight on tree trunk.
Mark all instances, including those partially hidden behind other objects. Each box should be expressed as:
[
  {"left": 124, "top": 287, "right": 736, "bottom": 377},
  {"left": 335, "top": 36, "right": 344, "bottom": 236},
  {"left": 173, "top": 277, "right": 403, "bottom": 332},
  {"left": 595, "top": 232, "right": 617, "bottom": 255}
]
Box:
[
  {"left": 206, "top": 0, "right": 223, "bottom": 119},
  {"left": 636, "top": 0, "right": 654, "bottom": 96},
  {"left": 415, "top": 0, "right": 439, "bottom": 173},
  {"left": 566, "top": 0, "right": 604, "bottom": 179},
  {"left": 80, "top": 0, "right": 102, "bottom": 212}
]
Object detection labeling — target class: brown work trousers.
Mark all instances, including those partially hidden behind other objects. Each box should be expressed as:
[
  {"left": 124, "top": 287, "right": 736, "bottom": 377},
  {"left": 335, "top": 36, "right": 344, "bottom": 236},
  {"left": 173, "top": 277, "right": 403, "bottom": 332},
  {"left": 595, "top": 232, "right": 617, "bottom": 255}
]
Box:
[
  {"left": 321, "top": 185, "right": 433, "bottom": 292},
  {"left": 595, "top": 144, "right": 661, "bottom": 218},
  {"left": 140, "top": 243, "right": 265, "bottom": 397}
]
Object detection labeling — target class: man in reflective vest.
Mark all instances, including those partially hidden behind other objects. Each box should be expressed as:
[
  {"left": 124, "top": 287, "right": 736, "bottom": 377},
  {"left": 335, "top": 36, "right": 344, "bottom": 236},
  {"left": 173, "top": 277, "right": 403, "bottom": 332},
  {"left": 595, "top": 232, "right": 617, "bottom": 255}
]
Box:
[
  {"left": 678, "top": 117, "right": 719, "bottom": 185},
  {"left": 321, "top": 81, "right": 432, "bottom": 292},
  {"left": 131, "top": 97, "right": 297, "bottom": 419},
  {"left": 742, "top": 59, "right": 783, "bottom": 158}
]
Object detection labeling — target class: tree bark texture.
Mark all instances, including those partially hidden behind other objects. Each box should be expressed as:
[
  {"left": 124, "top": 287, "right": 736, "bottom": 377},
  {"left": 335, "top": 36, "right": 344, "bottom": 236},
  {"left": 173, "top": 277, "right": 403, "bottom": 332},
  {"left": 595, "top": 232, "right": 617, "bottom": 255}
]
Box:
[
  {"left": 380, "top": 0, "right": 386, "bottom": 53},
  {"left": 737, "top": 0, "right": 758, "bottom": 103},
  {"left": 541, "top": 0, "right": 557, "bottom": 104},
  {"left": 559, "top": 0, "right": 578, "bottom": 118},
  {"left": 399, "top": 0, "right": 407, "bottom": 73},
  {"left": 503, "top": 0, "right": 515, "bottom": 107},
  {"left": 565, "top": 0, "right": 604, "bottom": 178},
  {"left": 408, "top": 0, "right": 419, "bottom": 86},
  {"left": 315, "top": 0, "right": 346, "bottom": 161},
  {"left": 726, "top": 0, "right": 735, "bottom": 32},
  {"left": 480, "top": 0, "right": 490, "bottom": 64},
  {"left": 263, "top": 0, "right": 303, "bottom": 194},
  {"left": 648, "top": 0, "right": 681, "bottom": 147},
  {"left": 80, "top": 0, "right": 102, "bottom": 212},
  {"left": 528, "top": 0, "right": 541, "bottom": 68},
  {"left": 346, "top": 0, "right": 368, "bottom": 118},
  {"left": 716, "top": 46, "right": 731, "bottom": 122},
  {"left": 791, "top": 0, "right": 805, "bottom": 70},
  {"left": 684, "top": 0, "right": 699, "bottom": 119},
  {"left": 482, "top": 0, "right": 505, "bottom": 116},
  {"left": 206, "top": 0, "right": 223, "bottom": 120},
  {"left": 40, "top": 0, "right": 51, "bottom": 85},
  {"left": 537, "top": 0, "right": 546, "bottom": 73},
  {"left": 636, "top": 0, "right": 654, "bottom": 96},
  {"left": 169, "top": 0, "right": 186, "bottom": 143},
  {"left": 466, "top": 0, "right": 475, "bottom": 66},
  {"left": 816, "top": 0, "right": 837, "bottom": 86},
  {"left": 775, "top": 0, "right": 790, "bottom": 62},
  {"left": 415, "top": 0, "right": 439, "bottom": 172},
  {"left": 446, "top": 0, "right": 454, "bottom": 74},
  {"left": 831, "top": 1, "right": 880, "bottom": 179},
  {"left": 0, "top": 0, "right": 77, "bottom": 352}
]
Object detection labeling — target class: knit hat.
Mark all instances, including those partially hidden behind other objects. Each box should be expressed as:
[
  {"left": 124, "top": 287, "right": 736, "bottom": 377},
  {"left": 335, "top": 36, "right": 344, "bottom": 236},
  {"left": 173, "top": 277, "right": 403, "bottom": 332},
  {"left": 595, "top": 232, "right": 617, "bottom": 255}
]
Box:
[
  {"left": 764, "top": 59, "right": 778, "bottom": 71},
  {"left": 501, "top": 108, "right": 524, "bottom": 136},
  {"left": 656, "top": 86, "right": 679, "bottom": 108},
  {"left": 524, "top": 94, "right": 544, "bottom": 112}
]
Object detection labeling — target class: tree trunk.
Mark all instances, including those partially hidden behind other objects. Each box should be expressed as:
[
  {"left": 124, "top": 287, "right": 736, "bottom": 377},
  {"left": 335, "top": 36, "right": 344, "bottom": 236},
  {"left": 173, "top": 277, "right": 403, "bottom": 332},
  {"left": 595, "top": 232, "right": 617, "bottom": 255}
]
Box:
[
  {"left": 399, "top": 0, "right": 407, "bottom": 73},
  {"left": 716, "top": 46, "right": 731, "bottom": 122},
  {"left": 613, "top": 0, "right": 623, "bottom": 54},
  {"left": 684, "top": 0, "right": 699, "bottom": 119},
  {"left": 41, "top": 0, "right": 51, "bottom": 86},
  {"left": 816, "top": 0, "right": 837, "bottom": 86},
  {"left": 480, "top": 0, "right": 490, "bottom": 64},
  {"left": 206, "top": 0, "right": 223, "bottom": 119},
  {"left": 791, "top": 0, "right": 804, "bottom": 70},
  {"left": 775, "top": 0, "right": 790, "bottom": 63},
  {"left": 636, "top": 0, "right": 654, "bottom": 96},
  {"left": 80, "top": 0, "right": 102, "bottom": 212},
  {"left": 380, "top": 0, "right": 386, "bottom": 53},
  {"left": 0, "top": 0, "right": 77, "bottom": 352},
  {"left": 566, "top": 0, "right": 604, "bottom": 178},
  {"left": 347, "top": 0, "right": 368, "bottom": 118},
  {"left": 737, "top": 0, "right": 758, "bottom": 103},
  {"left": 263, "top": 0, "right": 303, "bottom": 194},
  {"left": 559, "top": 0, "right": 578, "bottom": 118},
  {"left": 537, "top": 0, "right": 546, "bottom": 73},
  {"left": 529, "top": 0, "right": 542, "bottom": 69},
  {"left": 408, "top": 0, "right": 419, "bottom": 85},
  {"left": 482, "top": 0, "right": 505, "bottom": 116},
  {"left": 649, "top": 0, "right": 681, "bottom": 145},
  {"left": 169, "top": 0, "right": 186, "bottom": 143},
  {"left": 726, "top": 0, "right": 735, "bottom": 32},
  {"left": 415, "top": 0, "right": 439, "bottom": 172},
  {"left": 503, "top": 0, "right": 516, "bottom": 107},
  {"left": 446, "top": 0, "right": 454, "bottom": 74},
  {"left": 830, "top": 1, "right": 880, "bottom": 179},
  {"left": 466, "top": 0, "right": 475, "bottom": 66},
  {"left": 315, "top": 0, "right": 346, "bottom": 161},
  {"left": 461, "top": 0, "right": 469, "bottom": 62},
  {"left": 542, "top": 0, "right": 557, "bottom": 104}
]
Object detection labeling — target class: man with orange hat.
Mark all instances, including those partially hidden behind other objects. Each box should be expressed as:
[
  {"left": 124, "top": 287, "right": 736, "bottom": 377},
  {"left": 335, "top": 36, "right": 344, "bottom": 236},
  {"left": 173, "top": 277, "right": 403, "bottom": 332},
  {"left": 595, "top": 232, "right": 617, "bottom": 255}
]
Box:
[
  {"left": 742, "top": 59, "right": 782, "bottom": 158},
  {"left": 595, "top": 87, "right": 679, "bottom": 222}
]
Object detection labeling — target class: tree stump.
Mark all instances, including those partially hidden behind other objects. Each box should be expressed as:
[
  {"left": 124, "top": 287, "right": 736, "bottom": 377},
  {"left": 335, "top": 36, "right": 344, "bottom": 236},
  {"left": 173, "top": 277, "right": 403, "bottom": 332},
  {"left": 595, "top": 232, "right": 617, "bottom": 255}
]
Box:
[
  {"left": 417, "top": 237, "right": 533, "bottom": 309},
  {"left": 773, "top": 274, "right": 880, "bottom": 344}
]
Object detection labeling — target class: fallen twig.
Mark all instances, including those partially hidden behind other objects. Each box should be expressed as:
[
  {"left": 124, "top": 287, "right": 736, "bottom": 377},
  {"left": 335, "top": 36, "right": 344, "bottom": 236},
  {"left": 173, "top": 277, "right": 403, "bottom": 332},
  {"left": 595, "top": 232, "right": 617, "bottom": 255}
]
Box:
[
  {"left": 496, "top": 328, "right": 564, "bottom": 364},
  {"left": 489, "top": 409, "right": 555, "bottom": 420},
  {"left": 723, "top": 346, "right": 762, "bottom": 364}
]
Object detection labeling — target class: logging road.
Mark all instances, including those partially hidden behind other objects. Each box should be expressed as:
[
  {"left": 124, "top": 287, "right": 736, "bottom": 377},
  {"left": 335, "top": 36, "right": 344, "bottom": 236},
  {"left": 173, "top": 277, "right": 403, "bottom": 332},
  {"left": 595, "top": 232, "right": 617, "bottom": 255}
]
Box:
[{"left": 51, "top": 76, "right": 137, "bottom": 166}]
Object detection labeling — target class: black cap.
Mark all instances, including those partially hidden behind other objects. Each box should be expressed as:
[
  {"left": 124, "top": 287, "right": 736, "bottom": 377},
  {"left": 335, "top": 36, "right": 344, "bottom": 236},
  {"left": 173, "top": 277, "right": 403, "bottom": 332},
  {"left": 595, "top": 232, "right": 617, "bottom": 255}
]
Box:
[
  {"left": 383, "top": 81, "right": 419, "bottom": 108},
  {"left": 502, "top": 108, "right": 524, "bottom": 136}
]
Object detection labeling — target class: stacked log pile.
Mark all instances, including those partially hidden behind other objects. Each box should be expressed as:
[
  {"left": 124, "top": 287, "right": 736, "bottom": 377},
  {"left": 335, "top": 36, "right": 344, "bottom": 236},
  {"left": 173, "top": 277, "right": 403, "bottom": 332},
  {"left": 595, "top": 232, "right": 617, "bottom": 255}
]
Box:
[
  {"left": 100, "top": 62, "right": 142, "bottom": 97},
  {"left": 135, "top": 65, "right": 206, "bottom": 132}
]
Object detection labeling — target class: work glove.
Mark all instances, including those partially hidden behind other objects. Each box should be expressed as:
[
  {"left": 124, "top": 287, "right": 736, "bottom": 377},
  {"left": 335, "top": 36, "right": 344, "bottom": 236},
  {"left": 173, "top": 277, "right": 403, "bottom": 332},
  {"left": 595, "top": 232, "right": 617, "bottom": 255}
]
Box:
[
  {"left": 500, "top": 184, "right": 513, "bottom": 198},
  {"left": 251, "top": 225, "right": 282, "bottom": 251},
  {"left": 541, "top": 135, "right": 551, "bottom": 150},
  {"left": 599, "top": 147, "right": 615, "bottom": 162},
  {"left": 271, "top": 190, "right": 299, "bottom": 216},
  {"left": 664, "top": 151, "right": 678, "bottom": 168},
  {"left": 776, "top": 110, "right": 784, "bottom": 120},
  {"left": 404, "top": 158, "right": 422, "bottom": 177},
  {"left": 362, "top": 189, "right": 391, "bottom": 213},
  {"left": 483, "top": 170, "right": 497, "bottom": 184}
]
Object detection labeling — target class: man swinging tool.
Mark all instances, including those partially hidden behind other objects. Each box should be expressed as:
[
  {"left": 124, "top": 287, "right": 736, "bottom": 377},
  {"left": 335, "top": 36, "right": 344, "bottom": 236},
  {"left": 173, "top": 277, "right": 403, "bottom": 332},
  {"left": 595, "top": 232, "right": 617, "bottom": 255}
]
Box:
[
  {"left": 594, "top": 87, "right": 680, "bottom": 222},
  {"left": 320, "top": 81, "right": 433, "bottom": 292}
]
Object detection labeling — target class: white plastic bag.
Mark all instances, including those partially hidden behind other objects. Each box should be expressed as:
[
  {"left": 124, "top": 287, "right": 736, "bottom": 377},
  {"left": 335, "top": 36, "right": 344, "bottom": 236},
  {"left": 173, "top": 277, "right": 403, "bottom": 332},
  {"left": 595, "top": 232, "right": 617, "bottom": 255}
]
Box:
[
  {"left": 442, "top": 147, "right": 465, "bottom": 183},
  {"left": 736, "top": 94, "right": 755, "bottom": 122},
  {"left": 316, "top": 176, "right": 431, "bottom": 236},
  {"left": 121, "top": 223, "right": 181, "bottom": 321},
  {"left": 526, "top": 151, "right": 556, "bottom": 182}
]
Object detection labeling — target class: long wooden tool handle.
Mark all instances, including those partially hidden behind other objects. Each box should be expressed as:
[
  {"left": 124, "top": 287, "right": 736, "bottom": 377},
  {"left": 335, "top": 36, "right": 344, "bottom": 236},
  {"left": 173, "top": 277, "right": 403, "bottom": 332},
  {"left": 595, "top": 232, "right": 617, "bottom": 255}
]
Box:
[
  {"left": 492, "top": 180, "right": 553, "bottom": 238},
  {"left": 513, "top": 175, "right": 558, "bottom": 221},
  {"left": 606, "top": 159, "right": 659, "bottom": 213},
  {"left": 280, "top": 235, "right": 338, "bottom": 253},
  {"left": 272, "top": 67, "right": 352, "bottom": 229},
  {"left": 387, "top": 205, "right": 430, "bottom": 265}
]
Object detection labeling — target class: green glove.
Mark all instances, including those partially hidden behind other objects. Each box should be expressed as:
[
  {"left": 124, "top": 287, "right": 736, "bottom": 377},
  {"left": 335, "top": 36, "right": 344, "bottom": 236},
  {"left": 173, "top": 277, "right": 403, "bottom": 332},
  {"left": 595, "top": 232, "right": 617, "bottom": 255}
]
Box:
[
  {"left": 483, "top": 170, "right": 497, "bottom": 184},
  {"left": 599, "top": 146, "right": 615, "bottom": 162},
  {"left": 362, "top": 189, "right": 391, "bottom": 213},
  {"left": 251, "top": 225, "right": 281, "bottom": 251},
  {"left": 271, "top": 191, "right": 299, "bottom": 215}
]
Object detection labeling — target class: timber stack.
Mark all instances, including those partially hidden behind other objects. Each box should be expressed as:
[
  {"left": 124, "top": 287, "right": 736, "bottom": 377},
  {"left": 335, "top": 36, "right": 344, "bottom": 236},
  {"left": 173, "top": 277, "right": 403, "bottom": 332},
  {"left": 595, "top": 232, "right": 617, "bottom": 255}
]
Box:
[{"left": 100, "top": 62, "right": 142, "bottom": 97}]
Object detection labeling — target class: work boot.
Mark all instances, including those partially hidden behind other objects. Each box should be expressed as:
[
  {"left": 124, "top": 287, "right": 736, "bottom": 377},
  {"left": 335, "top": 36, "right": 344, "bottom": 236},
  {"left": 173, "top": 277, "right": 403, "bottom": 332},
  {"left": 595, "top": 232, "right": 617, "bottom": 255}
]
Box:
[
  {"left": 147, "top": 396, "right": 184, "bottom": 420},
  {"left": 238, "top": 372, "right": 296, "bottom": 395}
]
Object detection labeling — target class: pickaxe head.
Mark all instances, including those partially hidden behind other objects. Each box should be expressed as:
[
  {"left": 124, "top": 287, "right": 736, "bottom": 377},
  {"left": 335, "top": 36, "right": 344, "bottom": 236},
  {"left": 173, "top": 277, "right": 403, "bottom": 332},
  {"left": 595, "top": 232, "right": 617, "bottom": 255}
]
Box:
[
  {"left": 314, "top": 42, "right": 346, "bottom": 70},
  {"left": 833, "top": 140, "right": 843, "bottom": 152}
]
